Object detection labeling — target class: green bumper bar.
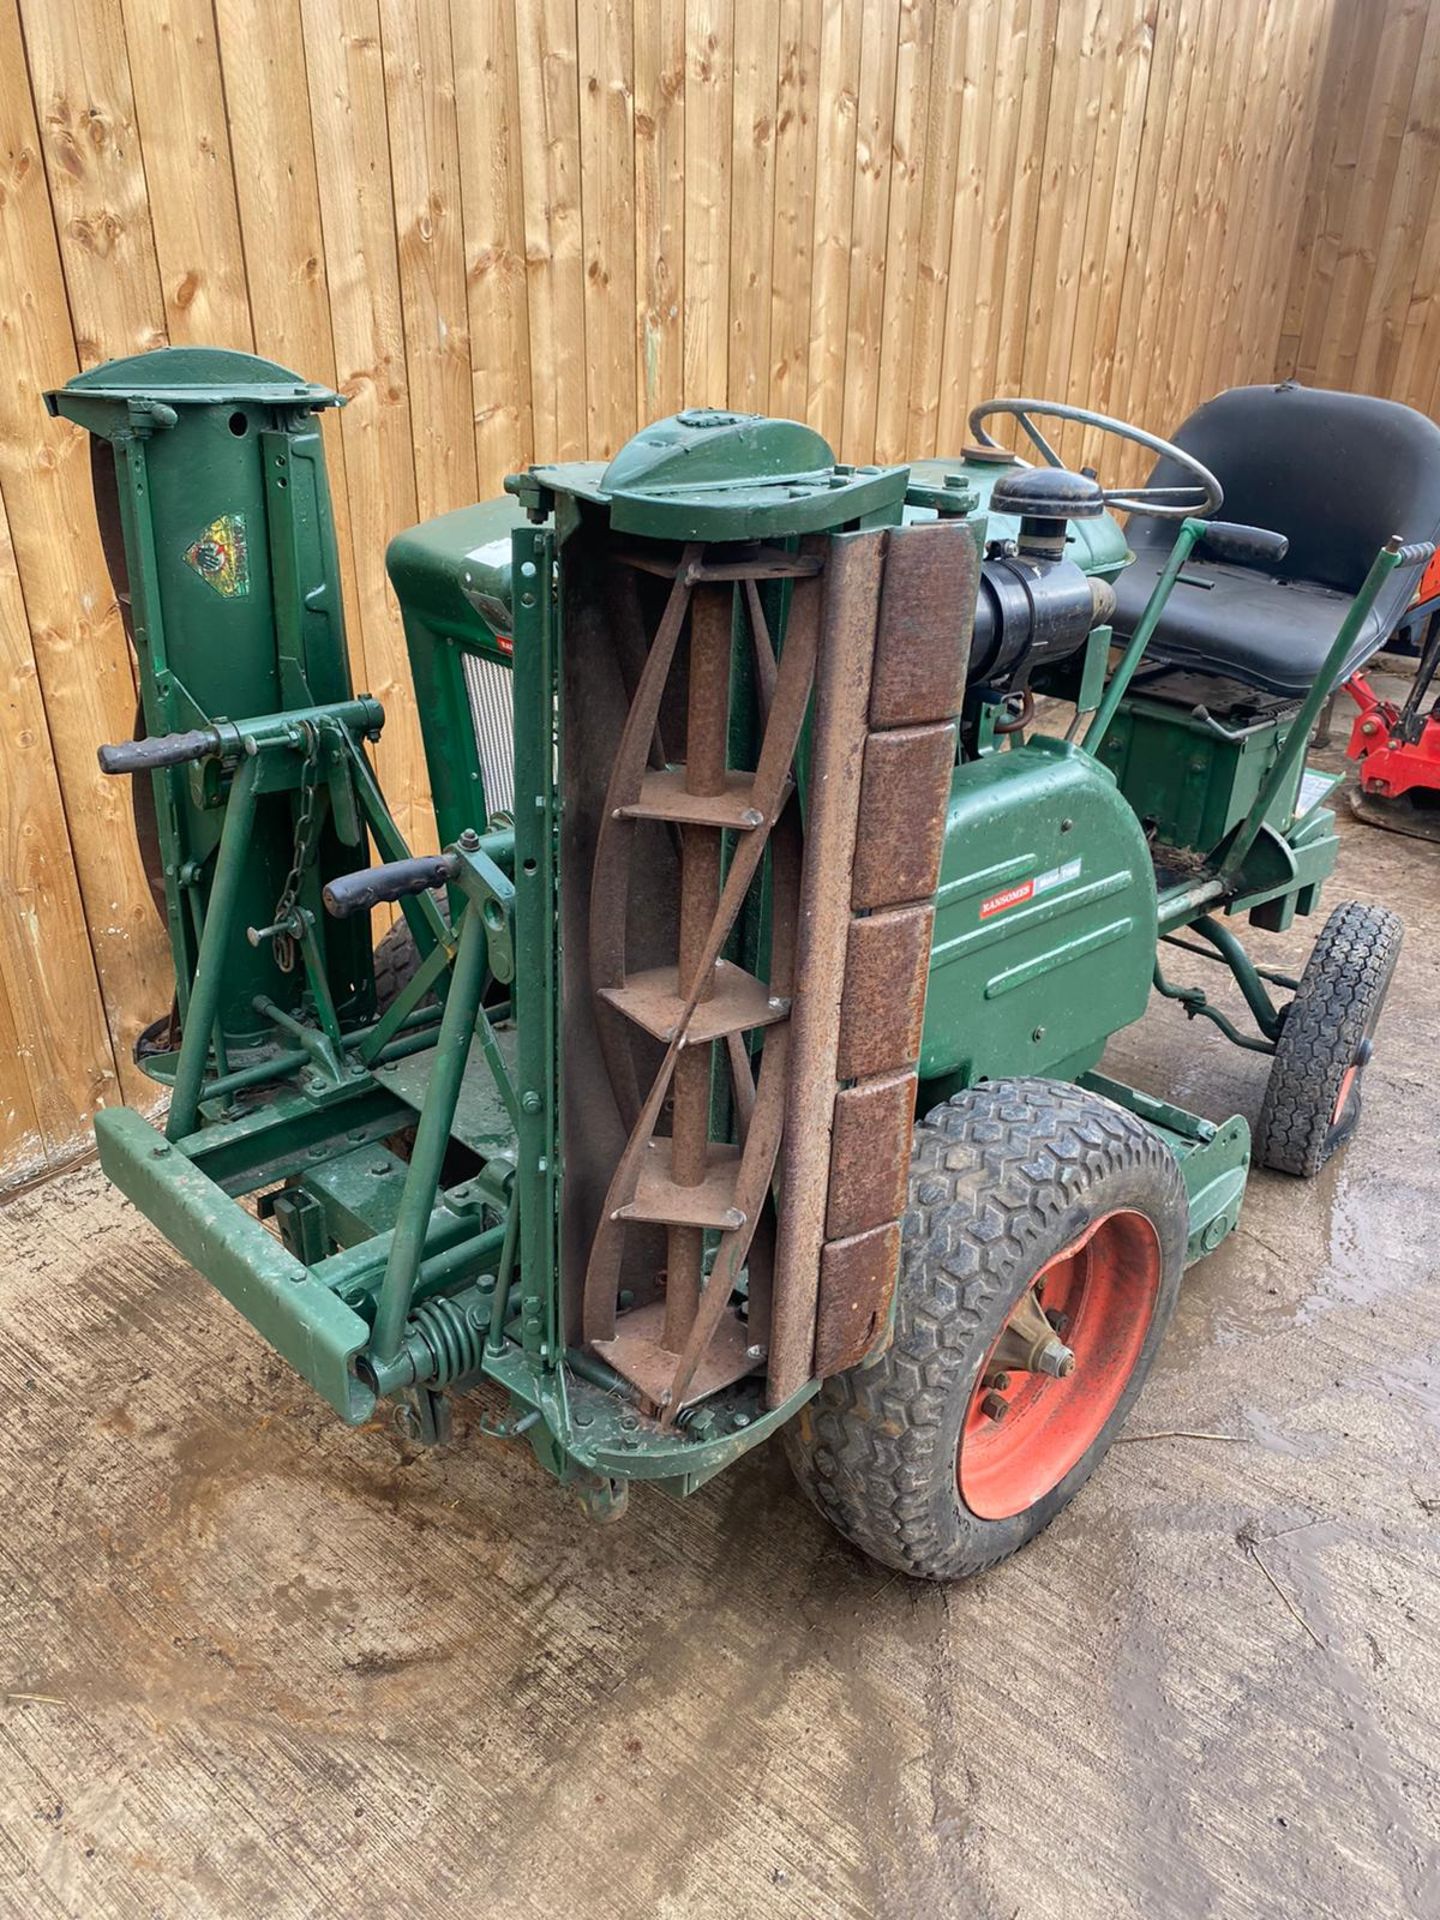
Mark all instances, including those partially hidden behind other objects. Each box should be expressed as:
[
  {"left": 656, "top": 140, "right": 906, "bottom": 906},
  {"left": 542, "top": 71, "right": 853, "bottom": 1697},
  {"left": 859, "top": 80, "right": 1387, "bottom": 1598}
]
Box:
[{"left": 96, "top": 1106, "right": 376, "bottom": 1424}]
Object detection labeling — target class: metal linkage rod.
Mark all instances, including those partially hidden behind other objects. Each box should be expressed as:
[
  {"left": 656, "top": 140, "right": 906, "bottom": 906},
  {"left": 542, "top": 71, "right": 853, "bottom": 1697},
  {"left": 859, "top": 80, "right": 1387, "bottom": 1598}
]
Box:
[
  {"left": 1084, "top": 517, "right": 1203, "bottom": 755},
  {"left": 165, "top": 753, "right": 261, "bottom": 1140},
  {"left": 369, "top": 901, "right": 490, "bottom": 1366}
]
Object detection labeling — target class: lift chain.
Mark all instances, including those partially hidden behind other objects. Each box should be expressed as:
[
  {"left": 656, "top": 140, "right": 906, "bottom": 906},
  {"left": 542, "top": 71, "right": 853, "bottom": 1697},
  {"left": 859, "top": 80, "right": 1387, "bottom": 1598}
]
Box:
[{"left": 269, "top": 723, "right": 322, "bottom": 974}]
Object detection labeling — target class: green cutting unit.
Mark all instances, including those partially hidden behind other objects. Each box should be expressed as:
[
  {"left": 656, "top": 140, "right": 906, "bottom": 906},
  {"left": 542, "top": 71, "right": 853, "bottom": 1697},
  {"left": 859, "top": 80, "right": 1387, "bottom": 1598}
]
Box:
[{"left": 51, "top": 351, "right": 1432, "bottom": 1580}]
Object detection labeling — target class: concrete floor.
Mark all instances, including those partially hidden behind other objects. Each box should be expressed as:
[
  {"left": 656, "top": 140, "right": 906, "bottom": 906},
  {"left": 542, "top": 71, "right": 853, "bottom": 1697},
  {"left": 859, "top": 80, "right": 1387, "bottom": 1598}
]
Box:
[{"left": 2, "top": 737, "right": 1438, "bottom": 1920}]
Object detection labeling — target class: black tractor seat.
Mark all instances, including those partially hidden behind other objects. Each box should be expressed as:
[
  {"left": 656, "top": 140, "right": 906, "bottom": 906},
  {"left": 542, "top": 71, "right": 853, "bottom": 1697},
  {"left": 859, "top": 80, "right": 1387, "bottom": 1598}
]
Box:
[{"left": 1111, "top": 383, "right": 1440, "bottom": 699}]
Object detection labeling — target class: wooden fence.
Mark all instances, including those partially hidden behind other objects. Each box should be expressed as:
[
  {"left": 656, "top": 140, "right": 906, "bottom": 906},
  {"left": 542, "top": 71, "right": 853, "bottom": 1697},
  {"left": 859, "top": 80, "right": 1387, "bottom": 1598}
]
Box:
[{"left": 1, "top": 0, "right": 1436, "bottom": 1188}]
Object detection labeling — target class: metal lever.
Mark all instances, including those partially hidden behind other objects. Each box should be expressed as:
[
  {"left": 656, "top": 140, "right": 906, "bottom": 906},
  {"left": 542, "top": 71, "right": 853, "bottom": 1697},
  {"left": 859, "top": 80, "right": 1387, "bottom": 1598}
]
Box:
[
  {"left": 98, "top": 727, "right": 222, "bottom": 774},
  {"left": 323, "top": 852, "right": 459, "bottom": 918},
  {"left": 1192, "top": 522, "right": 1290, "bottom": 567}
]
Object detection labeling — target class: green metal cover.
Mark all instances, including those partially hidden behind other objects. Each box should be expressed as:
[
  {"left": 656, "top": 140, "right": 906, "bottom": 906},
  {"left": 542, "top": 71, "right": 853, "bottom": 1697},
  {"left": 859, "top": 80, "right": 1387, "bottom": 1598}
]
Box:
[
  {"left": 1094, "top": 690, "right": 1308, "bottom": 853},
  {"left": 527, "top": 407, "right": 911, "bottom": 539},
  {"left": 921, "top": 737, "right": 1158, "bottom": 1092}
]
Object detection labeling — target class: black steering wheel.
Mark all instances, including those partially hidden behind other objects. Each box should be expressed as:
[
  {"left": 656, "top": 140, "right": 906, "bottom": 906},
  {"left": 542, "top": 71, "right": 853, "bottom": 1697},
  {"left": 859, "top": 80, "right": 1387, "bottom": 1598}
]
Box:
[{"left": 968, "top": 397, "right": 1224, "bottom": 521}]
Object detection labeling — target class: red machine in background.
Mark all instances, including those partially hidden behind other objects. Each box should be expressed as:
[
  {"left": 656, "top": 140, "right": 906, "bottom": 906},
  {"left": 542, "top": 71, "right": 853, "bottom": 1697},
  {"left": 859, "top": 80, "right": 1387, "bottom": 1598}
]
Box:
[{"left": 1344, "top": 545, "right": 1440, "bottom": 839}]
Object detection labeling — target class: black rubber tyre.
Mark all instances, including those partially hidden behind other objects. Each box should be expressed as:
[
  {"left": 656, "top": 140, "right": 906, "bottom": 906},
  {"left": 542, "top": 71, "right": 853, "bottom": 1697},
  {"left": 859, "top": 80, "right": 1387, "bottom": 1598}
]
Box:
[
  {"left": 1254, "top": 900, "right": 1403, "bottom": 1179},
  {"left": 784, "top": 1077, "right": 1188, "bottom": 1582},
  {"left": 372, "top": 893, "right": 449, "bottom": 1012},
  {"left": 373, "top": 918, "right": 424, "bottom": 1012}
]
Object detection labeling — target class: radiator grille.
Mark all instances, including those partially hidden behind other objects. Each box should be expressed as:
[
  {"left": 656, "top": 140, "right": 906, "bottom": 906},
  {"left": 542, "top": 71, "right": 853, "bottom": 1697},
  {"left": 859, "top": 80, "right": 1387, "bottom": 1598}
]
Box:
[{"left": 460, "top": 652, "right": 515, "bottom": 822}]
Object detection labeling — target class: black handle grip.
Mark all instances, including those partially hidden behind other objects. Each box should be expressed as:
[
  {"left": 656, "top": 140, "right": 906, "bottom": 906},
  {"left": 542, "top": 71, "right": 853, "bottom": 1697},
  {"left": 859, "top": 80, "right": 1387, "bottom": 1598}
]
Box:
[
  {"left": 98, "top": 727, "right": 219, "bottom": 775},
  {"left": 1193, "top": 521, "right": 1290, "bottom": 566},
  {"left": 323, "top": 853, "right": 458, "bottom": 918}
]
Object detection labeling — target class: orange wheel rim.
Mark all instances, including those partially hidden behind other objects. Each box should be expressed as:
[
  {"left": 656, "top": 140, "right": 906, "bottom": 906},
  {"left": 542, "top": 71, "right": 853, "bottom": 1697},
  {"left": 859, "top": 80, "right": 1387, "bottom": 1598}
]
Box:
[
  {"left": 958, "top": 1209, "right": 1162, "bottom": 1522},
  {"left": 1331, "top": 1062, "right": 1360, "bottom": 1127}
]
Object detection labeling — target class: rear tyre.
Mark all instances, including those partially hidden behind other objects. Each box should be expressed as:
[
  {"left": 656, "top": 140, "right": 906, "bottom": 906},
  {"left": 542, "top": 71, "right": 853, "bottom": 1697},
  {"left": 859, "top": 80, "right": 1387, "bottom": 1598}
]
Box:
[
  {"left": 1254, "top": 901, "right": 1403, "bottom": 1178},
  {"left": 785, "top": 1077, "right": 1188, "bottom": 1581},
  {"left": 372, "top": 893, "right": 450, "bottom": 1012},
  {"left": 373, "top": 917, "right": 424, "bottom": 1012}
]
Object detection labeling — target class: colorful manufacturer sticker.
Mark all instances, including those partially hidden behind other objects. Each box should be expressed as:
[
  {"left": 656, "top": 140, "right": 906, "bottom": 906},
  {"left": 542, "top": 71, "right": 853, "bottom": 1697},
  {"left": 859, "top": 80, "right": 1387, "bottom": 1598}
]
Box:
[
  {"left": 979, "top": 856, "right": 1082, "bottom": 921},
  {"left": 184, "top": 513, "right": 250, "bottom": 598}
]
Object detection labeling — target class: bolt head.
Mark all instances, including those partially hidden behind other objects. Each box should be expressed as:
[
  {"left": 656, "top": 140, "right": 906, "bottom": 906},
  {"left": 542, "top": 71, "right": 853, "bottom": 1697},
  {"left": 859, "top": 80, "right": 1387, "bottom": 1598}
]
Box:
[
  {"left": 981, "top": 1391, "right": 1009, "bottom": 1422},
  {"left": 1035, "top": 1337, "right": 1076, "bottom": 1379}
]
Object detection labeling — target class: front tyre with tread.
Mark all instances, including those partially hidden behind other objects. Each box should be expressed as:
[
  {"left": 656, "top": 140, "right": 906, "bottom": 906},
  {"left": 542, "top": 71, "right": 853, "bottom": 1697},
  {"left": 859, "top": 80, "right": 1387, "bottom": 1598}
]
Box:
[{"left": 785, "top": 1077, "right": 1188, "bottom": 1582}]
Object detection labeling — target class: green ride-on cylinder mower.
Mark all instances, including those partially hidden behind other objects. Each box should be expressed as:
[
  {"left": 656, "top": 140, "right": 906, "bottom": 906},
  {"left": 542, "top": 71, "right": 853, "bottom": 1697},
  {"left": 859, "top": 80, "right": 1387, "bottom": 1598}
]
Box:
[{"left": 50, "top": 352, "right": 1436, "bottom": 1581}]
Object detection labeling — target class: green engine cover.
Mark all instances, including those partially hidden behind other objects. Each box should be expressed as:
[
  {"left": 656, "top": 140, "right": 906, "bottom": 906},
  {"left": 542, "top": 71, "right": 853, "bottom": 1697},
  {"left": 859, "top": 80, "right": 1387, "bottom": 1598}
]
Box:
[{"left": 921, "top": 737, "right": 1158, "bottom": 1094}]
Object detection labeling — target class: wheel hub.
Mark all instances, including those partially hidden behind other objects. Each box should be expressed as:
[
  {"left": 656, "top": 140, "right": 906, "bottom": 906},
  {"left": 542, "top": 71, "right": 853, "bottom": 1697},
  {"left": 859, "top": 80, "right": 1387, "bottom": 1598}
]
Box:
[{"left": 958, "top": 1208, "right": 1162, "bottom": 1521}]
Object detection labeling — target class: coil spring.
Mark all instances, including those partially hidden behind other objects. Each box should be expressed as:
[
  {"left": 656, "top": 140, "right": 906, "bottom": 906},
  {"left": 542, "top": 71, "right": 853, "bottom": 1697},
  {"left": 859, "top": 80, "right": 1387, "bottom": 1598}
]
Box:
[{"left": 409, "top": 1292, "right": 488, "bottom": 1387}]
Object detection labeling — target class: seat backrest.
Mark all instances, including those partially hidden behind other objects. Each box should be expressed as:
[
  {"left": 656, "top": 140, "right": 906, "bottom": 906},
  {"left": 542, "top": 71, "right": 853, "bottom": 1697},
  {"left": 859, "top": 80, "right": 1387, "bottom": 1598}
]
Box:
[{"left": 1129, "top": 382, "right": 1440, "bottom": 595}]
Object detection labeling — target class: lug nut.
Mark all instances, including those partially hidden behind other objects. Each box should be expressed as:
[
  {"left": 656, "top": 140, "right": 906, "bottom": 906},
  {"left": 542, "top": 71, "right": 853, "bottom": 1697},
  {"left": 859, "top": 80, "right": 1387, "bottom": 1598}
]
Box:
[
  {"left": 983, "top": 1370, "right": 1012, "bottom": 1392},
  {"left": 981, "top": 1391, "right": 1009, "bottom": 1422},
  {"left": 1046, "top": 1307, "right": 1071, "bottom": 1336},
  {"left": 1035, "top": 1337, "right": 1076, "bottom": 1379}
]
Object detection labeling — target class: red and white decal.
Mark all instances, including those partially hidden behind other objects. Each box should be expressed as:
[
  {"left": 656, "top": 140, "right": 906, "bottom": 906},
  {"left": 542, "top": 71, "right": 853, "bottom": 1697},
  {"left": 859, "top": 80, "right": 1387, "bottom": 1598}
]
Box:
[
  {"left": 980, "top": 879, "right": 1034, "bottom": 919},
  {"left": 979, "top": 856, "right": 1082, "bottom": 921}
]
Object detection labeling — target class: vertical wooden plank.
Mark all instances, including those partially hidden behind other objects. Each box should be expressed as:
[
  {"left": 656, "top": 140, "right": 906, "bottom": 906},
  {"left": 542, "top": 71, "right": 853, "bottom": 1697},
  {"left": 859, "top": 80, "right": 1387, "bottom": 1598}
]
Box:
[
  {"left": 1172, "top": 0, "right": 1254, "bottom": 422},
  {"left": 379, "top": 0, "right": 477, "bottom": 519},
  {"left": 1198, "top": 0, "right": 1278, "bottom": 400},
  {"left": 0, "top": 0, "right": 167, "bottom": 1107},
  {"left": 1019, "top": 0, "right": 1099, "bottom": 440},
  {"left": 873, "top": 0, "right": 946, "bottom": 463},
  {"left": 805, "top": 0, "right": 860, "bottom": 447},
  {"left": 213, "top": 0, "right": 365, "bottom": 700},
  {"left": 990, "top": 0, "right": 1060, "bottom": 400},
  {"left": 1065, "top": 0, "right": 1155, "bottom": 470},
  {"left": 0, "top": 965, "right": 41, "bottom": 1185},
  {"left": 1220, "top": 0, "right": 1320, "bottom": 399},
  {"left": 0, "top": 458, "right": 117, "bottom": 1170},
  {"left": 1149, "top": 0, "right": 1225, "bottom": 437},
  {"left": 1394, "top": 167, "right": 1440, "bottom": 414},
  {"left": 634, "top": 0, "right": 686, "bottom": 423},
  {"left": 935, "top": 0, "right": 1006, "bottom": 453},
  {"left": 1322, "top": 0, "right": 1429, "bottom": 389},
  {"left": 301, "top": 0, "right": 429, "bottom": 853},
  {"left": 954, "top": 0, "right": 1026, "bottom": 445},
  {"left": 1276, "top": 0, "right": 1362, "bottom": 378},
  {"left": 1113, "top": 0, "right": 1207, "bottom": 464},
  {"left": 516, "top": 0, "right": 587, "bottom": 456},
  {"left": 1243, "top": 0, "right": 1332, "bottom": 390},
  {"left": 900, "top": 0, "right": 968, "bottom": 456},
  {"left": 767, "top": 0, "right": 820, "bottom": 422},
  {"left": 117, "top": 0, "right": 253, "bottom": 349},
  {"left": 1098, "top": 0, "right": 1181, "bottom": 477},
  {"left": 683, "top": 0, "right": 733, "bottom": 406},
  {"left": 578, "top": 0, "right": 637, "bottom": 456},
  {"left": 1352, "top": 1, "right": 1440, "bottom": 396},
  {"left": 451, "top": 0, "right": 534, "bottom": 493},
  {"left": 1291, "top": 0, "right": 1386, "bottom": 384},
  {"left": 727, "top": 0, "right": 780, "bottom": 413},
  {"left": 17, "top": 0, "right": 167, "bottom": 363},
  {"left": 839, "top": 0, "right": 901, "bottom": 462}
]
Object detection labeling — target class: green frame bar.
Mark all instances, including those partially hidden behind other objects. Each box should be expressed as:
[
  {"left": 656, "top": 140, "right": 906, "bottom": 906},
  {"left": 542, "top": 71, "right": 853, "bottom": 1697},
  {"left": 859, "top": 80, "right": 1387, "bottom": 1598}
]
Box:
[{"left": 97, "top": 1107, "right": 376, "bottom": 1424}]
